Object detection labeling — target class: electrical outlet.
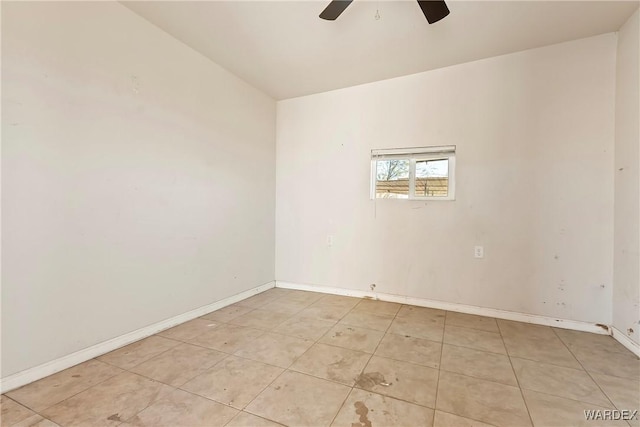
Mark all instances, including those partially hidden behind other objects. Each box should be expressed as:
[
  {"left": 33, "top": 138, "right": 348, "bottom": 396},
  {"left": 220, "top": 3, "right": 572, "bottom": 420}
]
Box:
[
  {"left": 326, "top": 235, "right": 334, "bottom": 247},
  {"left": 474, "top": 246, "right": 484, "bottom": 258}
]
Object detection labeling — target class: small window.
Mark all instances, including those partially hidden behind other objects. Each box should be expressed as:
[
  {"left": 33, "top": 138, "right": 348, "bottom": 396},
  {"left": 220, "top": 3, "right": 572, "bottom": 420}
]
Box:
[{"left": 371, "top": 146, "right": 455, "bottom": 200}]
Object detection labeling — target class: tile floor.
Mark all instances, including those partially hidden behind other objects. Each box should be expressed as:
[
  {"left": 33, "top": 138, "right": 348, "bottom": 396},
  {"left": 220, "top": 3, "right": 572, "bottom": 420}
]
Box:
[{"left": 2, "top": 288, "right": 639, "bottom": 427}]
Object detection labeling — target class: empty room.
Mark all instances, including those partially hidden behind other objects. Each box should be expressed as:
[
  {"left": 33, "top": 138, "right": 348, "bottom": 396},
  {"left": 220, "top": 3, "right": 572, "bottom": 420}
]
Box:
[{"left": 1, "top": 0, "right": 639, "bottom": 426}]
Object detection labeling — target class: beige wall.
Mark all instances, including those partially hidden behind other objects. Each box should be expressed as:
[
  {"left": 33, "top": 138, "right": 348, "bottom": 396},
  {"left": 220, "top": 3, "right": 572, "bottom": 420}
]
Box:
[
  {"left": 2, "top": 1, "right": 634, "bottom": 380},
  {"left": 1, "top": 2, "right": 276, "bottom": 377},
  {"left": 276, "top": 34, "right": 617, "bottom": 325},
  {"left": 613, "top": 9, "right": 640, "bottom": 345}
]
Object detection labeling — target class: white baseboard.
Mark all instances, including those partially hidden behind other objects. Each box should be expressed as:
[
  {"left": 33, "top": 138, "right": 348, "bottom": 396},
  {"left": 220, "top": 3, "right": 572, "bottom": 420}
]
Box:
[
  {"left": 611, "top": 327, "right": 640, "bottom": 357},
  {"left": 0, "top": 281, "right": 275, "bottom": 393},
  {"left": 276, "top": 281, "right": 611, "bottom": 336}
]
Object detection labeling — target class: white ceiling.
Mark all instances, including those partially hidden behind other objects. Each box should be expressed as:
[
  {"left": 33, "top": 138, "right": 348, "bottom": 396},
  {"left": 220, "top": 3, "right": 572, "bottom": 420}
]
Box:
[{"left": 123, "top": 1, "right": 639, "bottom": 99}]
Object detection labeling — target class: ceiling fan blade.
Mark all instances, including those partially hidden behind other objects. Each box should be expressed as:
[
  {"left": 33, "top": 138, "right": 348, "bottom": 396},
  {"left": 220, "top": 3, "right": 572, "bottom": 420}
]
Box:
[
  {"left": 319, "top": 0, "right": 354, "bottom": 20},
  {"left": 417, "top": 0, "right": 450, "bottom": 24}
]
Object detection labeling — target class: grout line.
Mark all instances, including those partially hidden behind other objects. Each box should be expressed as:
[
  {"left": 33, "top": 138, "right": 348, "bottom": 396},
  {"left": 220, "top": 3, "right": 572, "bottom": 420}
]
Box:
[
  {"left": 432, "top": 312, "right": 448, "bottom": 426},
  {"left": 96, "top": 351, "right": 236, "bottom": 423},
  {"left": 377, "top": 326, "right": 445, "bottom": 343},
  {"left": 124, "top": 332, "right": 297, "bottom": 422},
  {"left": 223, "top": 411, "right": 286, "bottom": 427},
  {"left": 433, "top": 409, "right": 499, "bottom": 427},
  {"left": 10, "top": 289, "right": 634, "bottom": 427},
  {"left": 13, "top": 403, "right": 68, "bottom": 427},
  {"left": 550, "top": 328, "right": 621, "bottom": 411},
  {"left": 201, "top": 308, "right": 258, "bottom": 323},
  {"left": 497, "top": 320, "right": 536, "bottom": 427},
  {"left": 511, "top": 386, "right": 626, "bottom": 410},
  {"left": 2, "top": 395, "right": 41, "bottom": 423},
  {"left": 355, "top": 351, "right": 437, "bottom": 370},
  {"left": 493, "top": 323, "right": 617, "bottom": 372},
  {"left": 87, "top": 294, "right": 303, "bottom": 425},
  {"left": 3, "top": 289, "right": 301, "bottom": 425},
  {"left": 327, "top": 301, "right": 404, "bottom": 425},
  {"left": 180, "top": 354, "right": 287, "bottom": 412},
  {"left": 434, "top": 409, "right": 502, "bottom": 427},
  {"left": 436, "top": 363, "right": 518, "bottom": 389},
  {"left": 438, "top": 337, "right": 507, "bottom": 356},
  {"left": 497, "top": 352, "right": 586, "bottom": 371},
  {"left": 16, "top": 360, "right": 127, "bottom": 418},
  {"left": 95, "top": 336, "right": 188, "bottom": 377},
  {"left": 161, "top": 317, "right": 331, "bottom": 371},
  {"left": 325, "top": 299, "right": 395, "bottom": 426},
  {"left": 238, "top": 294, "right": 364, "bottom": 424},
  {"left": 132, "top": 351, "right": 234, "bottom": 389}
]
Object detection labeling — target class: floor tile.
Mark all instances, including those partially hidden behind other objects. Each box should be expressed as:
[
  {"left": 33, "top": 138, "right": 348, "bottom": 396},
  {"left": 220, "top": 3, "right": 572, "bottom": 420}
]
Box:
[
  {"left": 260, "top": 288, "right": 293, "bottom": 299},
  {"left": 125, "top": 388, "right": 237, "bottom": 426},
  {"left": 234, "top": 292, "right": 280, "bottom": 309},
  {"left": 319, "top": 324, "right": 384, "bottom": 354},
  {"left": 351, "top": 300, "right": 401, "bottom": 316},
  {"left": 523, "top": 389, "right": 628, "bottom": 427},
  {"left": 157, "top": 318, "right": 219, "bottom": 342},
  {"left": 443, "top": 325, "right": 506, "bottom": 355},
  {"left": 445, "top": 312, "right": 499, "bottom": 333},
  {"left": 277, "top": 290, "right": 325, "bottom": 305},
  {"left": 591, "top": 373, "right": 640, "bottom": 412},
  {"left": 228, "top": 309, "right": 292, "bottom": 330},
  {"left": 259, "top": 299, "right": 312, "bottom": 316},
  {"left": 234, "top": 332, "right": 313, "bottom": 368},
  {"left": 436, "top": 371, "right": 531, "bottom": 427},
  {"left": 296, "top": 303, "right": 352, "bottom": 322},
  {"left": 339, "top": 310, "right": 394, "bottom": 332},
  {"left": 318, "top": 295, "right": 361, "bottom": 309},
  {"left": 290, "top": 343, "right": 370, "bottom": 386},
  {"left": 440, "top": 344, "right": 517, "bottom": 386},
  {"left": 10, "top": 415, "right": 60, "bottom": 427},
  {"left": 246, "top": 371, "right": 351, "bottom": 427},
  {"left": 433, "top": 410, "right": 495, "bottom": 427},
  {"left": 129, "top": 343, "right": 227, "bottom": 387},
  {"left": 356, "top": 355, "right": 439, "bottom": 408},
  {"left": 375, "top": 333, "right": 442, "bottom": 368},
  {"left": 272, "top": 315, "right": 336, "bottom": 341},
  {"left": 396, "top": 305, "right": 446, "bottom": 323},
  {"left": 501, "top": 334, "right": 582, "bottom": 369},
  {"left": 181, "top": 355, "right": 283, "bottom": 410},
  {"left": 6, "top": 360, "right": 122, "bottom": 412},
  {"left": 570, "top": 345, "right": 640, "bottom": 378},
  {"left": 388, "top": 316, "right": 445, "bottom": 342},
  {"left": 200, "top": 305, "right": 253, "bottom": 323},
  {"left": 225, "top": 412, "right": 284, "bottom": 427},
  {"left": 97, "top": 336, "right": 180, "bottom": 370},
  {"left": 331, "top": 388, "right": 434, "bottom": 427},
  {"left": 41, "top": 372, "right": 174, "bottom": 427},
  {"left": 553, "top": 329, "right": 629, "bottom": 355},
  {"left": 498, "top": 320, "right": 556, "bottom": 340},
  {"left": 1, "top": 396, "right": 35, "bottom": 426},
  {"left": 186, "top": 324, "right": 264, "bottom": 353},
  {"left": 511, "top": 357, "right": 611, "bottom": 407},
  {"left": 8, "top": 297, "right": 636, "bottom": 427}
]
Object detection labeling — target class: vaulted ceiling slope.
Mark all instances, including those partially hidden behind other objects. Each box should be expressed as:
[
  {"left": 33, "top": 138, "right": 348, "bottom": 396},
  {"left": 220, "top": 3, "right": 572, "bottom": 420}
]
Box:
[{"left": 122, "top": 1, "right": 639, "bottom": 100}]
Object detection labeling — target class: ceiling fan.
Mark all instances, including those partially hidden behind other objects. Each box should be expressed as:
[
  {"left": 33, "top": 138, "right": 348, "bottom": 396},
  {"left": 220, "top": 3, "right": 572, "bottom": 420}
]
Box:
[{"left": 319, "top": 0, "right": 450, "bottom": 24}]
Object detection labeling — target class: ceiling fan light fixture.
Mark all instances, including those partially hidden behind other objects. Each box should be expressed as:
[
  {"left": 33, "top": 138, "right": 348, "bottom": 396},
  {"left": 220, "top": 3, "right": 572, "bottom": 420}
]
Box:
[
  {"left": 417, "top": 0, "right": 450, "bottom": 24},
  {"left": 319, "top": 0, "right": 449, "bottom": 24},
  {"left": 319, "top": 0, "right": 354, "bottom": 20}
]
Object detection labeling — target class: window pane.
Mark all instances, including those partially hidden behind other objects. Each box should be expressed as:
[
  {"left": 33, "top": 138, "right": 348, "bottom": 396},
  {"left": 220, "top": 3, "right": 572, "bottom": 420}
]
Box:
[
  {"left": 376, "top": 159, "right": 410, "bottom": 199},
  {"left": 415, "top": 159, "right": 448, "bottom": 197}
]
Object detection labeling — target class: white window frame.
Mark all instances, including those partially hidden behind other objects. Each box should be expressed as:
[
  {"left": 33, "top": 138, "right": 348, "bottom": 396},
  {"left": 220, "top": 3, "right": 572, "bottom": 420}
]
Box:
[{"left": 370, "top": 145, "right": 456, "bottom": 201}]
